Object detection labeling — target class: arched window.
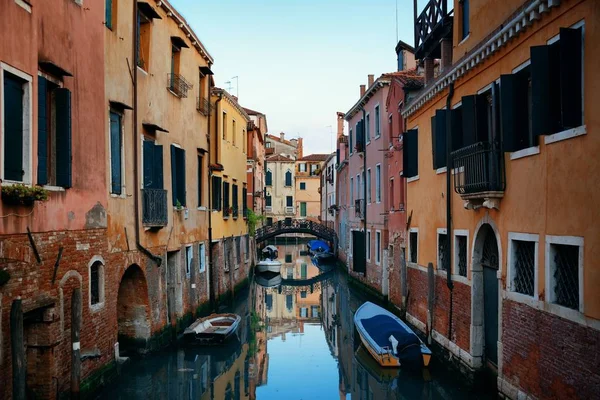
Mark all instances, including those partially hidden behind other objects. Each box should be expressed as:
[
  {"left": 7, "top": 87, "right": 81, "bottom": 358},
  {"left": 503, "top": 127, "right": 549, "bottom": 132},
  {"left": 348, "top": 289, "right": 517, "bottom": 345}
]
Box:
[
  {"left": 89, "top": 258, "right": 105, "bottom": 308},
  {"left": 285, "top": 170, "right": 292, "bottom": 186},
  {"left": 266, "top": 169, "right": 272, "bottom": 186}
]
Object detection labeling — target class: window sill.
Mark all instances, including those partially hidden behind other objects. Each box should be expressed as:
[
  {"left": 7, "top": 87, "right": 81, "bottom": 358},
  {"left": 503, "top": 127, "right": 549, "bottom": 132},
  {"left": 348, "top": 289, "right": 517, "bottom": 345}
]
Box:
[
  {"left": 137, "top": 66, "right": 148, "bottom": 76},
  {"left": 89, "top": 302, "right": 105, "bottom": 313},
  {"left": 544, "top": 125, "right": 586, "bottom": 145},
  {"left": 110, "top": 193, "right": 127, "bottom": 198},
  {"left": 375, "top": 134, "right": 381, "bottom": 140},
  {"left": 505, "top": 291, "right": 538, "bottom": 308},
  {"left": 199, "top": 269, "right": 206, "bottom": 274},
  {"left": 42, "top": 185, "right": 67, "bottom": 192},
  {"left": 173, "top": 207, "right": 187, "bottom": 211},
  {"left": 436, "top": 167, "right": 447, "bottom": 175},
  {"left": 1, "top": 180, "right": 32, "bottom": 187},
  {"left": 452, "top": 274, "right": 470, "bottom": 286},
  {"left": 406, "top": 175, "right": 420, "bottom": 183},
  {"left": 197, "top": 206, "right": 207, "bottom": 211},
  {"left": 451, "top": 166, "right": 464, "bottom": 175},
  {"left": 167, "top": 88, "right": 182, "bottom": 98},
  {"left": 510, "top": 146, "right": 540, "bottom": 160},
  {"left": 458, "top": 33, "right": 470, "bottom": 46},
  {"left": 408, "top": 262, "right": 427, "bottom": 273}
]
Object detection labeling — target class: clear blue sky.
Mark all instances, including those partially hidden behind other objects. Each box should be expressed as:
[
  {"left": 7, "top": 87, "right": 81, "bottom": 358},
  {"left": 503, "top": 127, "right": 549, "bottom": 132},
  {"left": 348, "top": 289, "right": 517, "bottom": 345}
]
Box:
[{"left": 170, "top": 0, "right": 432, "bottom": 155}]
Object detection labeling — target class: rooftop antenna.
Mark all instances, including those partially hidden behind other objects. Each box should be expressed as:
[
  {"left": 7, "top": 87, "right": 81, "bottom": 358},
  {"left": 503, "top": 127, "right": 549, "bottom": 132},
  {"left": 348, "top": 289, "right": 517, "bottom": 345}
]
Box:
[
  {"left": 231, "top": 76, "right": 239, "bottom": 98},
  {"left": 396, "top": 0, "right": 399, "bottom": 43},
  {"left": 225, "top": 80, "right": 233, "bottom": 93}
]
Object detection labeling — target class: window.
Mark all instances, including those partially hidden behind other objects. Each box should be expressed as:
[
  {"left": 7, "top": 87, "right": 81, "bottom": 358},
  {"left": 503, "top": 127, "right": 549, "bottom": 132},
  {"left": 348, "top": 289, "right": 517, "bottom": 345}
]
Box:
[
  {"left": 366, "top": 231, "right": 371, "bottom": 261},
  {"left": 301, "top": 292, "right": 307, "bottom": 300},
  {"left": 375, "top": 105, "right": 380, "bottom": 138},
  {"left": 285, "top": 254, "right": 292, "bottom": 263},
  {"left": 454, "top": 231, "right": 468, "bottom": 278},
  {"left": 136, "top": 8, "right": 153, "bottom": 70},
  {"left": 501, "top": 64, "right": 536, "bottom": 153},
  {"left": 232, "top": 119, "right": 237, "bottom": 145},
  {"left": 243, "top": 129, "right": 246, "bottom": 153},
  {"left": 311, "top": 305, "right": 319, "bottom": 318},
  {"left": 37, "top": 75, "right": 72, "bottom": 187},
  {"left": 232, "top": 183, "right": 239, "bottom": 217},
  {"left": 266, "top": 217, "right": 273, "bottom": 226},
  {"left": 375, "top": 164, "right": 381, "bottom": 203},
  {"left": 105, "top": 0, "right": 114, "bottom": 30},
  {"left": 286, "top": 294, "right": 293, "bottom": 310},
  {"left": 350, "top": 177, "right": 354, "bottom": 202},
  {"left": 546, "top": 236, "right": 583, "bottom": 312},
  {"left": 265, "top": 195, "right": 272, "bottom": 207},
  {"left": 376, "top": 231, "right": 381, "bottom": 264},
  {"left": 349, "top": 128, "right": 353, "bottom": 155},
  {"left": 389, "top": 178, "right": 395, "bottom": 210},
  {"left": 185, "top": 245, "right": 193, "bottom": 276},
  {"left": 89, "top": 260, "right": 105, "bottom": 307},
  {"left": 242, "top": 186, "right": 247, "bottom": 217},
  {"left": 198, "top": 242, "right": 206, "bottom": 272},
  {"left": 409, "top": 229, "right": 418, "bottom": 264},
  {"left": 300, "top": 202, "right": 307, "bottom": 217},
  {"left": 388, "top": 114, "right": 394, "bottom": 142},
  {"left": 222, "top": 112, "right": 227, "bottom": 140},
  {"left": 403, "top": 129, "right": 418, "bottom": 179},
  {"left": 266, "top": 169, "right": 272, "bottom": 186},
  {"left": 285, "top": 170, "right": 292, "bottom": 186},
  {"left": 365, "top": 113, "right": 370, "bottom": 143},
  {"left": 460, "top": 0, "right": 470, "bottom": 40},
  {"left": 265, "top": 294, "right": 273, "bottom": 311},
  {"left": 299, "top": 163, "right": 307, "bottom": 172},
  {"left": 286, "top": 196, "right": 293, "bottom": 207},
  {"left": 398, "top": 172, "right": 405, "bottom": 210},
  {"left": 437, "top": 230, "right": 448, "bottom": 271},
  {"left": 508, "top": 233, "right": 538, "bottom": 297},
  {"left": 300, "top": 182, "right": 306, "bottom": 190},
  {"left": 143, "top": 140, "right": 163, "bottom": 189},
  {"left": 168, "top": 44, "right": 181, "bottom": 94},
  {"left": 197, "top": 154, "right": 203, "bottom": 206},
  {"left": 265, "top": 142, "right": 272, "bottom": 148},
  {"left": 310, "top": 163, "right": 318, "bottom": 176},
  {"left": 170, "top": 145, "right": 186, "bottom": 207},
  {"left": 301, "top": 263, "right": 307, "bottom": 278},
  {"left": 366, "top": 169, "right": 371, "bottom": 203},
  {"left": 287, "top": 267, "right": 293, "bottom": 279},
  {"left": 109, "top": 111, "right": 123, "bottom": 194},
  {"left": 212, "top": 176, "right": 222, "bottom": 210},
  {"left": 245, "top": 234, "right": 250, "bottom": 260},
  {"left": 223, "top": 181, "right": 230, "bottom": 215},
  {"left": 356, "top": 174, "right": 361, "bottom": 200}
]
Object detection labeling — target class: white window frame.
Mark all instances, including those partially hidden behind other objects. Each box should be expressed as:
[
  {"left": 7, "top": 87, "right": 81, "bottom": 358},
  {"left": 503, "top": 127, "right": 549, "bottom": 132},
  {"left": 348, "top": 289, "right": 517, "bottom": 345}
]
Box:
[
  {"left": 88, "top": 256, "right": 106, "bottom": 312},
  {"left": 366, "top": 230, "right": 371, "bottom": 261},
  {"left": 544, "top": 20, "right": 586, "bottom": 145},
  {"left": 198, "top": 242, "right": 206, "bottom": 273},
  {"left": 453, "top": 229, "right": 469, "bottom": 284},
  {"left": 366, "top": 168, "right": 372, "bottom": 204},
  {"left": 436, "top": 228, "right": 447, "bottom": 273},
  {"left": 185, "top": 245, "right": 193, "bottom": 277},
  {"left": 375, "top": 230, "right": 381, "bottom": 265},
  {"left": 507, "top": 232, "right": 539, "bottom": 305},
  {"left": 409, "top": 228, "right": 419, "bottom": 265},
  {"left": 0, "top": 63, "right": 33, "bottom": 185},
  {"left": 375, "top": 163, "right": 381, "bottom": 203},
  {"left": 374, "top": 104, "right": 381, "bottom": 138},
  {"left": 108, "top": 108, "right": 127, "bottom": 197},
  {"left": 350, "top": 177, "right": 354, "bottom": 203},
  {"left": 365, "top": 112, "right": 371, "bottom": 144},
  {"left": 545, "top": 235, "right": 584, "bottom": 318}
]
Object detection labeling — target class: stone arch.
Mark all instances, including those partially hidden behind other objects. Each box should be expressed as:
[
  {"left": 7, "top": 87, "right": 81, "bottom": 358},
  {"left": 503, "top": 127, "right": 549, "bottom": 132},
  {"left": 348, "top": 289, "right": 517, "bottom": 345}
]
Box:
[
  {"left": 117, "top": 264, "right": 151, "bottom": 353},
  {"left": 59, "top": 270, "right": 83, "bottom": 334},
  {"left": 470, "top": 213, "right": 503, "bottom": 372}
]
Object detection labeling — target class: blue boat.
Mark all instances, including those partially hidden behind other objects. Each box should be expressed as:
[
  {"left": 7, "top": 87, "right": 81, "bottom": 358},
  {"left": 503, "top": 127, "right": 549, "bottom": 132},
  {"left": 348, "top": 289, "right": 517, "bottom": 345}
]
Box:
[
  {"left": 354, "top": 302, "right": 431, "bottom": 369},
  {"left": 307, "top": 239, "right": 330, "bottom": 254}
]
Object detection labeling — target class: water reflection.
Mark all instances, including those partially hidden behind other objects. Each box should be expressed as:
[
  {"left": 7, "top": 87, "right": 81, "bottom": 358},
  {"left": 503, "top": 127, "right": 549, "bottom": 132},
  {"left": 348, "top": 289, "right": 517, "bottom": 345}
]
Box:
[{"left": 99, "top": 243, "right": 493, "bottom": 400}]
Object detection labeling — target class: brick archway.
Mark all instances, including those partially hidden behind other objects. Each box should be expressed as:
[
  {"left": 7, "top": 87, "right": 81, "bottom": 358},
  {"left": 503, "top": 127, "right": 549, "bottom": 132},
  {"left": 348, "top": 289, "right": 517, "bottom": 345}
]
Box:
[{"left": 117, "top": 264, "right": 151, "bottom": 353}]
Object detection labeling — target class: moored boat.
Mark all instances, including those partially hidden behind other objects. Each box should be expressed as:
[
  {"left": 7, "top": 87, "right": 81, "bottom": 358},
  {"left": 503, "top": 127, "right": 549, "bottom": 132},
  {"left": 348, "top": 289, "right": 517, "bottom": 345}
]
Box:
[
  {"left": 256, "top": 259, "right": 282, "bottom": 273},
  {"left": 261, "top": 244, "right": 278, "bottom": 260},
  {"left": 353, "top": 301, "right": 431, "bottom": 368},
  {"left": 184, "top": 313, "right": 241, "bottom": 344},
  {"left": 255, "top": 271, "right": 283, "bottom": 288},
  {"left": 307, "top": 239, "right": 331, "bottom": 254}
]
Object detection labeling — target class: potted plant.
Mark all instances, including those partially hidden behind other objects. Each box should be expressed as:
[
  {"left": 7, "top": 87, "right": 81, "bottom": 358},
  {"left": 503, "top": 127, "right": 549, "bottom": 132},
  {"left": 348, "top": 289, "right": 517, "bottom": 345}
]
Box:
[
  {"left": 1, "top": 184, "right": 49, "bottom": 206},
  {"left": 175, "top": 199, "right": 184, "bottom": 210}
]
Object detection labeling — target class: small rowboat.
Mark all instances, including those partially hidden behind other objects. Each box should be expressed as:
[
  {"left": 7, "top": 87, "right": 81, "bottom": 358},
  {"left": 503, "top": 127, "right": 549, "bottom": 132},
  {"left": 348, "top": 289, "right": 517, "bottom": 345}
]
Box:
[
  {"left": 354, "top": 302, "right": 431, "bottom": 368},
  {"left": 184, "top": 313, "right": 241, "bottom": 344},
  {"left": 261, "top": 245, "right": 278, "bottom": 260},
  {"left": 256, "top": 259, "right": 282, "bottom": 273}
]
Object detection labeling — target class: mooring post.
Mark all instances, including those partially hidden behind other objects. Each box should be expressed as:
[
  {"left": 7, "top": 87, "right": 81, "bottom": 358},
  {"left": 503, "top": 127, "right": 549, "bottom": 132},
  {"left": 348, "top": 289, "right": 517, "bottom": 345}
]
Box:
[
  {"left": 400, "top": 247, "right": 408, "bottom": 311},
  {"left": 11, "top": 299, "right": 26, "bottom": 400},
  {"left": 427, "top": 262, "right": 434, "bottom": 345},
  {"left": 71, "top": 288, "right": 82, "bottom": 399}
]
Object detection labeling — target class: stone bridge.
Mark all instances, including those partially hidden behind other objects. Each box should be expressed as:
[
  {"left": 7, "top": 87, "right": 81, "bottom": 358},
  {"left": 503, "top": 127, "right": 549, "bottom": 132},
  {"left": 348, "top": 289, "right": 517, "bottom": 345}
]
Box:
[{"left": 255, "top": 219, "right": 338, "bottom": 252}]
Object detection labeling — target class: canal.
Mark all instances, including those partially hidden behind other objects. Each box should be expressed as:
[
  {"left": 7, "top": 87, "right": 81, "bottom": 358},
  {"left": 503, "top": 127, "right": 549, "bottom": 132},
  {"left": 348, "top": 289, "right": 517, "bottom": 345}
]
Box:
[{"left": 98, "top": 242, "right": 495, "bottom": 399}]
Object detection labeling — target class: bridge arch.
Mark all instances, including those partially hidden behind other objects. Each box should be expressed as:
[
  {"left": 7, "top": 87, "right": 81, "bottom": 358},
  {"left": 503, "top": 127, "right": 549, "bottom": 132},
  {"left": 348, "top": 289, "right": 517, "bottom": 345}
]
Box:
[{"left": 255, "top": 219, "right": 338, "bottom": 251}]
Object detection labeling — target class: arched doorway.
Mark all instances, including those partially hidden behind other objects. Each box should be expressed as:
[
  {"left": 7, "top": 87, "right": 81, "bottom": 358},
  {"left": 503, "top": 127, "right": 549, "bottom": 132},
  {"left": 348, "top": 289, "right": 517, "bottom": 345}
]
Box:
[
  {"left": 117, "top": 265, "right": 151, "bottom": 353},
  {"left": 472, "top": 223, "right": 500, "bottom": 370}
]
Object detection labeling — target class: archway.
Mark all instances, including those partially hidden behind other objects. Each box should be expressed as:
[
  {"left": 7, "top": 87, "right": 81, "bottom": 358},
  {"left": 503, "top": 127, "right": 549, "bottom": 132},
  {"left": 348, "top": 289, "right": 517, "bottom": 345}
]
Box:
[
  {"left": 117, "top": 264, "right": 151, "bottom": 353},
  {"left": 471, "top": 222, "right": 501, "bottom": 371}
]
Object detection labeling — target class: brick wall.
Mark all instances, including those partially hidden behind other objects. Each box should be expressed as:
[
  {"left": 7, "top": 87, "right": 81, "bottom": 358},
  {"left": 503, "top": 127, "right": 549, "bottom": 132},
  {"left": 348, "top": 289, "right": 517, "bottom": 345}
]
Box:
[{"left": 502, "top": 300, "right": 600, "bottom": 400}]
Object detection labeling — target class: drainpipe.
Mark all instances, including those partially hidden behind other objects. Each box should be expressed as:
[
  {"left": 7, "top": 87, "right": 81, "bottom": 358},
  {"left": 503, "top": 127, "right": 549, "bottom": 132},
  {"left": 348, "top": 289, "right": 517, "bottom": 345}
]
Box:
[
  {"left": 362, "top": 107, "right": 367, "bottom": 272},
  {"left": 132, "top": 1, "right": 162, "bottom": 266},
  {"left": 208, "top": 92, "right": 223, "bottom": 310},
  {"left": 445, "top": 82, "right": 455, "bottom": 338}
]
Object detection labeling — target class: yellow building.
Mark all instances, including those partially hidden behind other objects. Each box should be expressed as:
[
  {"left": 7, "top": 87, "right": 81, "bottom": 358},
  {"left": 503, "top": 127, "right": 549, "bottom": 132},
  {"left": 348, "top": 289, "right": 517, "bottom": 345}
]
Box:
[
  {"left": 295, "top": 154, "right": 328, "bottom": 221},
  {"left": 105, "top": 0, "right": 213, "bottom": 345},
  {"left": 209, "top": 88, "right": 251, "bottom": 296}
]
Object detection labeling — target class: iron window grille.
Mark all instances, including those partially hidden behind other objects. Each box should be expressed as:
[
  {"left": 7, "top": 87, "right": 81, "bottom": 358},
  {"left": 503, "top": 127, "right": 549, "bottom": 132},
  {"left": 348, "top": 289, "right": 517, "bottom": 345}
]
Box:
[
  {"left": 409, "top": 231, "right": 418, "bottom": 263},
  {"left": 438, "top": 233, "right": 448, "bottom": 270},
  {"left": 457, "top": 236, "right": 468, "bottom": 277},
  {"left": 512, "top": 240, "right": 535, "bottom": 296},
  {"left": 551, "top": 244, "right": 579, "bottom": 310},
  {"left": 167, "top": 73, "right": 193, "bottom": 98},
  {"left": 142, "top": 188, "right": 168, "bottom": 227},
  {"left": 197, "top": 96, "right": 210, "bottom": 115}
]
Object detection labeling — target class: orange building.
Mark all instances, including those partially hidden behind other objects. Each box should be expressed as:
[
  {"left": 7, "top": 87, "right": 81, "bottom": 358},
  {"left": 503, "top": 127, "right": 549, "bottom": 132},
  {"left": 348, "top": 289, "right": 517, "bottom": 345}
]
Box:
[{"left": 403, "top": 0, "right": 599, "bottom": 398}]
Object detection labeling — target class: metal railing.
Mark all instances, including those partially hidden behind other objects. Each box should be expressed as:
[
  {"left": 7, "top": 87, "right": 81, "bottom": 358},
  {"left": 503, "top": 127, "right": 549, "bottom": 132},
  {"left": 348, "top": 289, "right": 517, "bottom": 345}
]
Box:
[
  {"left": 167, "top": 73, "right": 192, "bottom": 98},
  {"left": 142, "top": 189, "right": 168, "bottom": 227},
  {"left": 414, "top": 0, "right": 453, "bottom": 58},
  {"left": 196, "top": 96, "right": 210, "bottom": 115},
  {"left": 452, "top": 142, "right": 505, "bottom": 196},
  {"left": 354, "top": 199, "right": 365, "bottom": 220},
  {"left": 255, "top": 218, "right": 337, "bottom": 244}
]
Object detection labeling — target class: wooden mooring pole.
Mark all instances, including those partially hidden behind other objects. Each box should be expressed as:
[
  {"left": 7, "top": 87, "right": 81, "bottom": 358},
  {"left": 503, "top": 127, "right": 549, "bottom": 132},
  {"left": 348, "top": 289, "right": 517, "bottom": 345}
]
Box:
[
  {"left": 11, "top": 299, "right": 26, "bottom": 400},
  {"left": 71, "top": 288, "right": 82, "bottom": 399}
]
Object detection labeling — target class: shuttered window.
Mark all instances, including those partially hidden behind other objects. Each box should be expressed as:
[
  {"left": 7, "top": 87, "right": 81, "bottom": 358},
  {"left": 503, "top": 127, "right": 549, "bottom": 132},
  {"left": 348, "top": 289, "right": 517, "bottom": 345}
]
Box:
[
  {"left": 349, "top": 128, "right": 353, "bottom": 154},
  {"left": 170, "top": 145, "right": 186, "bottom": 207},
  {"left": 265, "top": 195, "right": 272, "bottom": 207},
  {"left": 356, "top": 120, "right": 365, "bottom": 151},
  {"left": 501, "top": 66, "right": 535, "bottom": 152},
  {"left": 223, "top": 181, "right": 230, "bottom": 211},
  {"left": 109, "top": 111, "right": 123, "bottom": 194},
  {"left": 212, "top": 176, "right": 222, "bottom": 210},
  {"left": 37, "top": 76, "right": 49, "bottom": 185},
  {"left": 285, "top": 170, "right": 292, "bottom": 186},
  {"left": 105, "top": 0, "right": 113, "bottom": 30},
  {"left": 143, "top": 140, "right": 163, "bottom": 189},
  {"left": 232, "top": 183, "right": 239, "bottom": 214},
  {"left": 55, "top": 88, "right": 72, "bottom": 188},
  {"left": 265, "top": 169, "right": 272, "bottom": 186},
  {"left": 431, "top": 109, "right": 448, "bottom": 169},
  {"left": 402, "top": 129, "right": 418, "bottom": 178},
  {"left": 197, "top": 154, "right": 203, "bottom": 206},
  {"left": 242, "top": 187, "right": 247, "bottom": 215},
  {"left": 286, "top": 196, "right": 293, "bottom": 207}
]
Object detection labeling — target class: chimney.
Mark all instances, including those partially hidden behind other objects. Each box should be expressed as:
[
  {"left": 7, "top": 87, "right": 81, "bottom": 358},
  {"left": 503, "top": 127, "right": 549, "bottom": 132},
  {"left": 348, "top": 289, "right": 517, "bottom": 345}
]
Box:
[
  {"left": 424, "top": 57, "right": 435, "bottom": 85},
  {"left": 441, "top": 38, "right": 453, "bottom": 72},
  {"left": 368, "top": 74, "right": 374, "bottom": 87},
  {"left": 336, "top": 112, "right": 345, "bottom": 139},
  {"left": 360, "top": 85, "right": 366, "bottom": 97},
  {"left": 280, "top": 132, "right": 285, "bottom": 141},
  {"left": 297, "top": 138, "right": 303, "bottom": 159}
]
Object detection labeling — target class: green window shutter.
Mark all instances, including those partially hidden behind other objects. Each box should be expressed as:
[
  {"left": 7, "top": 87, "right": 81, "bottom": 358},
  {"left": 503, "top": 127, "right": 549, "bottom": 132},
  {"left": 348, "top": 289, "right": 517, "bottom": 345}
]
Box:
[
  {"left": 266, "top": 170, "right": 272, "bottom": 186},
  {"left": 212, "top": 176, "right": 221, "bottom": 210},
  {"left": 109, "top": 112, "right": 122, "bottom": 193},
  {"left": 461, "top": 95, "right": 478, "bottom": 147},
  {"left": 143, "top": 140, "right": 154, "bottom": 188},
  {"left": 450, "top": 108, "right": 463, "bottom": 152},
  {"left": 531, "top": 44, "right": 561, "bottom": 136},
  {"left": 559, "top": 27, "right": 583, "bottom": 129},
  {"left": 170, "top": 145, "right": 178, "bottom": 205},
  {"left": 285, "top": 171, "right": 292, "bottom": 186},
  {"left": 431, "top": 110, "right": 447, "bottom": 169},
  {"left": 223, "top": 181, "right": 230, "bottom": 210},
  {"left": 242, "top": 187, "right": 247, "bottom": 212},
  {"left": 197, "top": 155, "right": 202, "bottom": 207},
  {"left": 265, "top": 195, "right": 271, "bottom": 207},
  {"left": 4, "top": 74, "right": 24, "bottom": 181},
  {"left": 177, "top": 148, "right": 186, "bottom": 206},
  {"left": 105, "top": 0, "right": 112, "bottom": 29},
  {"left": 500, "top": 74, "right": 520, "bottom": 152},
  {"left": 154, "top": 144, "right": 164, "bottom": 189},
  {"left": 286, "top": 196, "right": 293, "bottom": 207},
  {"left": 55, "top": 88, "right": 72, "bottom": 188},
  {"left": 37, "top": 76, "right": 48, "bottom": 185}
]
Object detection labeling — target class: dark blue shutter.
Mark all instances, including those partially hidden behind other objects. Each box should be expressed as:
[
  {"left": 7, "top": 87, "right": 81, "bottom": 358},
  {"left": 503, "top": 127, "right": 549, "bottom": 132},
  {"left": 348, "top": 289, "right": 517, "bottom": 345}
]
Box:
[
  {"left": 55, "top": 88, "right": 72, "bottom": 188},
  {"left": 266, "top": 195, "right": 271, "bottom": 206},
  {"left": 531, "top": 45, "right": 552, "bottom": 136},
  {"left": 110, "top": 112, "right": 122, "bottom": 193},
  {"left": 198, "top": 155, "right": 202, "bottom": 207},
  {"left": 177, "top": 148, "right": 186, "bottom": 206},
  {"left": 242, "top": 187, "right": 247, "bottom": 213},
  {"left": 402, "top": 129, "right": 418, "bottom": 178},
  {"left": 559, "top": 27, "right": 583, "bottom": 129},
  {"left": 170, "top": 145, "right": 178, "bottom": 205},
  {"left": 349, "top": 128, "right": 353, "bottom": 152},
  {"left": 336, "top": 148, "right": 340, "bottom": 165},
  {"left": 37, "top": 77, "right": 48, "bottom": 185},
  {"left": 285, "top": 171, "right": 292, "bottom": 186},
  {"left": 266, "top": 170, "right": 272, "bottom": 186},
  {"left": 4, "top": 74, "right": 24, "bottom": 181},
  {"left": 105, "top": 0, "right": 112, "bottom": 29},
  {"left": 461, "top": 95, "right": 477, "bottom": 147},
  {"left": 500, "top": 74, "right": 520, "bottom": 152},
  {"left": 286, "top": 196, "right": 293, "bottom": 207},
  {"left": 143, "top": 140, "right": 154, "bottom": 188},
  {"left": 154, "top": 144, "right": 164, "bottom": 189},
  {"left": 432, "top": 110, "right": 447, "bottom": 169},
  {"left": 450, "top": 108, "right": 463, "bottom": 152},
  {"left": 212, "top": 176, "right": 220, "bottom": 210}
]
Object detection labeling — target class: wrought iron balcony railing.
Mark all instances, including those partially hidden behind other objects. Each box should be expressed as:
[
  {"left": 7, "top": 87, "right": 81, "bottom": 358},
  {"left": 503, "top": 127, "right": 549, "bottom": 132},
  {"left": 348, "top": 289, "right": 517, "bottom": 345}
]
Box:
[
  {"left": 167, "top": 73, "right": 192, "bottom": 98},
  {"left": 196, "top": 96, "right": 210, "bottom": 115},
  {"left": 452, "top": 142, "right": 505, "bottom": 197},
  {"left": 142, "top": 189, "right": 168, "bottom": 227},
  {"left": 414, "top": 0, "right": 453, "bottom": 59},
  {"left": 354, "top": 199, "right": 365, "bottom": 220}
]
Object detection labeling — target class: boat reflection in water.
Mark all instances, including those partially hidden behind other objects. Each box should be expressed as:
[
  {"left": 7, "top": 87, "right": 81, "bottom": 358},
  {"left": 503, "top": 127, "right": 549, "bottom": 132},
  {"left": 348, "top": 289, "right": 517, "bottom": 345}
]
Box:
[{"left": 98, "top": 242, "right": 495, "bottom": 400}]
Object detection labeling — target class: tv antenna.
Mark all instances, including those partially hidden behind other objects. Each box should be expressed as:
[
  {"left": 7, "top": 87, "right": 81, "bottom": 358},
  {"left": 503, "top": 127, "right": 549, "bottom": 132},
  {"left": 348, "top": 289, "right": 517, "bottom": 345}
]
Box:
[{"left": 231, "top": 76, "right": 239, "bottom": 98}]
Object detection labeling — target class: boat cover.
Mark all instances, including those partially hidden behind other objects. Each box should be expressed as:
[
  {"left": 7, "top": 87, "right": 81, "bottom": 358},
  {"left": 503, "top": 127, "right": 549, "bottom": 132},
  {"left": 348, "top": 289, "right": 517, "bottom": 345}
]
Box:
[
  {"left": 360, "top": 315, "right": 420, "bottom": 352},
  {"left": 308, "top": 240, "right": 330, "bottom": 253}
]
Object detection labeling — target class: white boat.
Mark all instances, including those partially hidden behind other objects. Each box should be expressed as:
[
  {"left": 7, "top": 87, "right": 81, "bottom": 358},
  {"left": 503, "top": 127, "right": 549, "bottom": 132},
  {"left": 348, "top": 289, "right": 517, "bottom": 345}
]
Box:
[
  {"left": 256, "top": 259, "right": 282, "bottom": 273},
  {"left": 255, "top": 272, "right": 283, "bottom": 288},
  {"left": 261, "top": 245, "right": 278, "bottom": 260},
  {"left": 184, "top": 313, "right": 241, "bottom": 344}
]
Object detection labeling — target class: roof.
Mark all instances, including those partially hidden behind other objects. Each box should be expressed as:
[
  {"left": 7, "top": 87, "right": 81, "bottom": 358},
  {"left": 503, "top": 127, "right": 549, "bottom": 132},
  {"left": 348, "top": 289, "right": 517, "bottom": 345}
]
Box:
[
  {"left": 243, "top": 107, "right": 264, "bottom": 116},
  {"left": 266, "top": 154, "right": 295, "bottom": 162},
  {"left": 388, "top": 69, "right": 423, "bottom": 89},
  {"left": 266, "top": 134, "right": 299, "bottom": 148},
  {"left": 212, "top": 88, "right": 250, "bottom": 122},
  {"left": 395, "top": 39, "right": 415, "bottom": 54},
  {"left": 345, "top": 73, "right": 394, "bottom": 120},
  {"left": 297, "top": 154, "right": 329, "bottom": 162}
]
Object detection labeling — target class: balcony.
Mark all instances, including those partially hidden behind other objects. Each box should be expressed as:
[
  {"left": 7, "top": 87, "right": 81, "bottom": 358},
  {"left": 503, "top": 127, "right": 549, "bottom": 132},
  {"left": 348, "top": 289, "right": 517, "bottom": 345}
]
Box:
[
  {"left": 452, "top": 142, "right": 505, "bottom": 210},
  {"left": 266, "top": 148, "right": 275, "bottom": 155},
  {"left": 197, "top": 96, "right": 210, "bottom": 116},
  {"left": 285, "top": 206, "right": 295, "bottom": 215},
  {"left": 167, "top": 73, "right": 192, "bottom": 98},
  {"left": 414, "top": 0, "right": 453, "bottom": 59},
  {"left": 354, "top": 199, "right": 365, "bottom": 220},
  {"left": 142, "top": 189, "right": 168, "bottom": 228}
]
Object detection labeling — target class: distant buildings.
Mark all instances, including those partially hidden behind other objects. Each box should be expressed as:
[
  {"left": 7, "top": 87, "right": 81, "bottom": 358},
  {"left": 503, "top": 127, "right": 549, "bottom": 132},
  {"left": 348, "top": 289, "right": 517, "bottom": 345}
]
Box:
[{"left": 295, "top": 153, "right": 329, "bottom": 221}]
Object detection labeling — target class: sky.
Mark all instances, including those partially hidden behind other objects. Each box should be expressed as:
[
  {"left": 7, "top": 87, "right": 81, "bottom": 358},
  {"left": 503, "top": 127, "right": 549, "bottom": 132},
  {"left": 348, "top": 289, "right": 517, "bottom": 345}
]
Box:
[{"left": 169, "top": 0, "right": 433, "bottom": 156}]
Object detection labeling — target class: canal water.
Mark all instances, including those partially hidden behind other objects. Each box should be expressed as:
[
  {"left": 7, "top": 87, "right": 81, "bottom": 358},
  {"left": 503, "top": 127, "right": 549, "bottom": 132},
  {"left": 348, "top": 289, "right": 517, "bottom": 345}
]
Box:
[{"left": 98, "top": 242, "right": 495, "bottom": 399}]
